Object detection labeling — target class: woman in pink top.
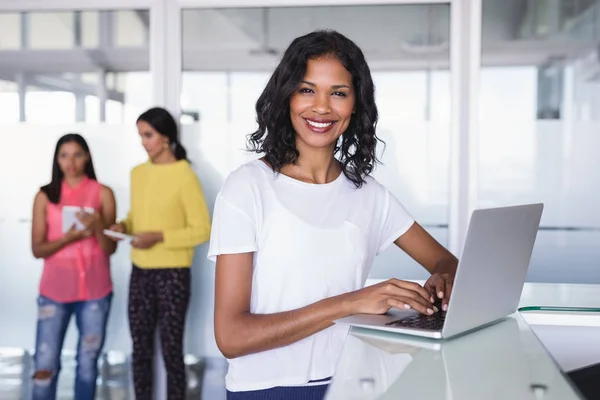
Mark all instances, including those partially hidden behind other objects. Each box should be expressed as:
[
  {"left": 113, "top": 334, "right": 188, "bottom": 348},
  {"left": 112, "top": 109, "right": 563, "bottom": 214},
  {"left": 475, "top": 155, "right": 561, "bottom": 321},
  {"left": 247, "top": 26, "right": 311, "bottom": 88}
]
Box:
[{"left": 30, "top": 133, "right": 117, "bottom": 400}]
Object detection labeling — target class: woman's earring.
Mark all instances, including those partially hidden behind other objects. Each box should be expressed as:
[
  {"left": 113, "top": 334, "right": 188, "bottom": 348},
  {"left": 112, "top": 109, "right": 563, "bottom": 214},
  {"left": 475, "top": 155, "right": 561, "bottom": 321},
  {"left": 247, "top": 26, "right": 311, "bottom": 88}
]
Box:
[{"left": 163, "top": 143, "right": 169, "bottom": 149}]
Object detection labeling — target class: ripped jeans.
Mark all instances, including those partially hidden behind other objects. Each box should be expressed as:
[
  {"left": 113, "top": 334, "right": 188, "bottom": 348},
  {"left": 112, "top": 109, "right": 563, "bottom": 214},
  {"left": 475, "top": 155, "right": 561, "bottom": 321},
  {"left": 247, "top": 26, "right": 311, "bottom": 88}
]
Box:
[{"left": 32, "top": 293, "right": 112, "bottom": 400}]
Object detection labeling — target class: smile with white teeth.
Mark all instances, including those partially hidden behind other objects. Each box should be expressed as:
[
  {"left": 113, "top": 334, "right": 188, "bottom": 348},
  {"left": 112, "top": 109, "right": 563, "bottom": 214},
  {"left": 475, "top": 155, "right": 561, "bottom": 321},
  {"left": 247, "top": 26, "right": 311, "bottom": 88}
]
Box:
[{"left": 306, "top": 119, "right": 334, "bottom": 128}]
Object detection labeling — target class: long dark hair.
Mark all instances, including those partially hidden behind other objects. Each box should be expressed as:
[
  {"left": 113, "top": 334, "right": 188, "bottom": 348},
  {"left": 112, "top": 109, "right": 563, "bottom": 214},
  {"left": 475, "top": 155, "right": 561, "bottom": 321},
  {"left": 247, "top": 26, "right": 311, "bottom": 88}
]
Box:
[
  {"left": 247, "top": 29, "right": 380, "bottom": 188},
  {"left": 41, "top": 133, "right": 97, "bottom": 204},
  {"left": 137, "top": 107, "right": 188, "bottom": 161}
]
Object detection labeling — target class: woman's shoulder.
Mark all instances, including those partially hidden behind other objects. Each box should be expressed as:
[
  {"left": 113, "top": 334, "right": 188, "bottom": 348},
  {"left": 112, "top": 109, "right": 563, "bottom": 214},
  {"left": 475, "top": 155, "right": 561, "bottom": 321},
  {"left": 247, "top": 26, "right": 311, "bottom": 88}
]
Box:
[
  {"left": 99, "top": 184, "right": 115, "bottom": 197},
  {"left": 34, "top": 189, "right": 49, "bottom": 205},
  {"left": 230, "top": 159, "right": 265, "bottom": 177},
  {"left": 130, "top": 161, "right": 149, "bottom": 176},
  {"left": 220, "top": 159, "right": 265, "bottom": 196},
  {"left": 352, "top": 173, "right": 386, "bottom": 195},
  {"left": 172, "top": 159, "right": 196, "bottom": 174}
]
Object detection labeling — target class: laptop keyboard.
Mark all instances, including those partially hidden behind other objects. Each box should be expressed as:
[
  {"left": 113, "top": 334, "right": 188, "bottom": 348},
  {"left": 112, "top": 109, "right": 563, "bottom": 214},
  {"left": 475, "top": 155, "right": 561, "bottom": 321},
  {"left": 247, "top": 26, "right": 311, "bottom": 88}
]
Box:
[{"left": 385, "top": 309, "right": 446, "bottom": 331}]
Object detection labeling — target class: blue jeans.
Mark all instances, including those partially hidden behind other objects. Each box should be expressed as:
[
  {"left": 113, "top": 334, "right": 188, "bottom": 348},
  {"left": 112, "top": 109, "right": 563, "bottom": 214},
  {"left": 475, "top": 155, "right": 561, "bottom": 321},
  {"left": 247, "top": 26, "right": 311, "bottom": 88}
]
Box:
[{"left": 32, "top": 293, "right": 112, "bottom": 400}]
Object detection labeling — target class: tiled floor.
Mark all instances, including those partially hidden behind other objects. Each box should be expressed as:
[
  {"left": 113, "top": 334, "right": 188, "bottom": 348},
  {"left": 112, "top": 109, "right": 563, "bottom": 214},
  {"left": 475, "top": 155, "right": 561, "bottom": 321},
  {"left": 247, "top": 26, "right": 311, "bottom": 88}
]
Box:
[{"left": 0, "top": 348, "right": 227, "bottom": 400}]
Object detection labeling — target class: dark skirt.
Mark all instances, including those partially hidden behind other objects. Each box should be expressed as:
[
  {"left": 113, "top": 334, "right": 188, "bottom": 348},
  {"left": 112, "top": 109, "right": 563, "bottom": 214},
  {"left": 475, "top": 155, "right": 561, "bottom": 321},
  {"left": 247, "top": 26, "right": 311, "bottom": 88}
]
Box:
[{"left": 226, "top": 378, "right": 331, "bottom": 400}]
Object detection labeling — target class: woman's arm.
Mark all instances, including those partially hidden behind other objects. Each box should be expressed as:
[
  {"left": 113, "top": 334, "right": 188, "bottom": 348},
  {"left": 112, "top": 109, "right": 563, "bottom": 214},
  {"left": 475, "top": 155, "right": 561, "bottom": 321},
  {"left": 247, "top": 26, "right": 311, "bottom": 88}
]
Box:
[
  {"left": 96, "top": 185, "right": 117, "bottom": 255},
  {"left": 76, "top": 186, "right": 117, "bottom": 254},
  {"left": 161, "top": 174, "right": 211, "bottom": 248},
  {"left": 394, "top": 222, "right": 458, "bottom": 308},
  {"left": 118, "top": 210, "right": 134, "bottom": 234},
  {"left": 107, "top": 212, "right": 132, "bottom": 238},
  {"left": 394, "top": 222, "right": 458, "bottom": 274},
  {"left": 31, "top": 191, "right": 88, "bottom": 259},
  {"left": 214, "top": 252, "right": 436, "bottom": 359}
]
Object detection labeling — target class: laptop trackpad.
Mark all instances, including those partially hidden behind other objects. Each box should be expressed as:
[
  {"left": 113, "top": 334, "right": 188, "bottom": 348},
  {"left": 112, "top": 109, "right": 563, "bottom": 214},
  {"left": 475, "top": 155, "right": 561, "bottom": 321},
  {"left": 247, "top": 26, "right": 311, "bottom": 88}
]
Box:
[
  {"left": 386, "top": 308, "right": 421, "bottom": 319},
  {"left": 336, "top": 308, "right": 420, "bottom": 326}
]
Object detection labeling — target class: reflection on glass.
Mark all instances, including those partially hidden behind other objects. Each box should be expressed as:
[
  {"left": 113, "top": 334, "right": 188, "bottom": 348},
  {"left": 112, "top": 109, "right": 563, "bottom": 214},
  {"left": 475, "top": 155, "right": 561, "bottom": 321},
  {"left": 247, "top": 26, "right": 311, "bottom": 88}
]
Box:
[
  {"left": 326, "top": 317, "right": 582, "bottom": 399},
  {"left": 479, "top": 0, "right": 600, "bottom": 283}
]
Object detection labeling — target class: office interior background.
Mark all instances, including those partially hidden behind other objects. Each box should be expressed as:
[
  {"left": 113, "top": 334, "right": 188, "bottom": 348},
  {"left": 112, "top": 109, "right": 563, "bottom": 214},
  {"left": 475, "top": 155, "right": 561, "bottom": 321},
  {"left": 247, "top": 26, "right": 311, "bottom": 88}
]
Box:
[{"left": 0, "top": 0, "right": 599, "bottom": 397}]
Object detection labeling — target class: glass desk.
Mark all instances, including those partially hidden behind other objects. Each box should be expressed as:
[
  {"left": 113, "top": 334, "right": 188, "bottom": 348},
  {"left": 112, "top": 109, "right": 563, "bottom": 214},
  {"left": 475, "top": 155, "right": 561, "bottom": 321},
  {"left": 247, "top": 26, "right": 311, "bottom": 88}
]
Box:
[{"left": 326, "top": 283, "right": 600, "bottom": 400}]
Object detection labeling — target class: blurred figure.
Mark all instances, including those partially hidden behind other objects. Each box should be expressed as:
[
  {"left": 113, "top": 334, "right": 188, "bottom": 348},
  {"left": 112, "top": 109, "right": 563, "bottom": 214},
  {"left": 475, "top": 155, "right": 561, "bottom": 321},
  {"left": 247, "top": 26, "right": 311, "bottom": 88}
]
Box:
[
  {"left": 31, "top": 133, "right": 117, "bottom": 400},
  {"left": 108, "top": 107, "right": 211, "bottom": 400}
]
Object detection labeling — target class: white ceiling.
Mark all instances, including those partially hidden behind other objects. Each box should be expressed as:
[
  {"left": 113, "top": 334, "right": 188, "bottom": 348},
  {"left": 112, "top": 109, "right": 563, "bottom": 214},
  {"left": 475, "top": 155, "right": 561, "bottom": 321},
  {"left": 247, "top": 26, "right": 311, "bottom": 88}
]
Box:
[{"left": 0, "top": 1, "right": 599, "bottom": 73}]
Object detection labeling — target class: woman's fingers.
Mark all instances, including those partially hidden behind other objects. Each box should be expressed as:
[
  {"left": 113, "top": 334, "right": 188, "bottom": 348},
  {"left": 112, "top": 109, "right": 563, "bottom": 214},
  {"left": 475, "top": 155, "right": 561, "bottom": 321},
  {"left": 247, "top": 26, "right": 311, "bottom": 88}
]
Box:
[
  {"left": 388, "top": 279, "right": 433, "bottom": 303},
  {"left": 386, "top": 296, "right": 437, "bottom": 315},
  {"left": 383, "top": 286, "right": 437, "bottom": 315},
  {"left": 443, "top": 277, "right": 453, "bottom": 311},
  {"left": 426, "top": 274, "right": 445, "bottom": 300}
]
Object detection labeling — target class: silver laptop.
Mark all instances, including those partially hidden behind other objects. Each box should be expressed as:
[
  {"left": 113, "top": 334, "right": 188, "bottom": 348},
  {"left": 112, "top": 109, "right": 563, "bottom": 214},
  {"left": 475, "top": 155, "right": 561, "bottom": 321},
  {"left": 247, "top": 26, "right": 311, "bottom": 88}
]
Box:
[{"left": 334, "top": 203, "right": 544, "bottom": 339}]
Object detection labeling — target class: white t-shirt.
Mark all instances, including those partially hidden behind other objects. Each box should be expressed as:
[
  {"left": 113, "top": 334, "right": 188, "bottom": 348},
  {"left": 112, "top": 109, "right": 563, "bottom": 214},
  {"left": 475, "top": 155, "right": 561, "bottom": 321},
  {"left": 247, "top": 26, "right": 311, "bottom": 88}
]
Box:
[{"left": 207, "top": 160, "right": 414, "bottom": 392}]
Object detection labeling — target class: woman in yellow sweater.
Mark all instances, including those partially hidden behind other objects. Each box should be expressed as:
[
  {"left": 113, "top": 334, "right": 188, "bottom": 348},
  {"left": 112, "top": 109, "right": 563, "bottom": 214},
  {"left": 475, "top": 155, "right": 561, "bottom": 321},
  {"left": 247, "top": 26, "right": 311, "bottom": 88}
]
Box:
[{"left": 108, "top": 107, "right": 211, "bottom": 400}]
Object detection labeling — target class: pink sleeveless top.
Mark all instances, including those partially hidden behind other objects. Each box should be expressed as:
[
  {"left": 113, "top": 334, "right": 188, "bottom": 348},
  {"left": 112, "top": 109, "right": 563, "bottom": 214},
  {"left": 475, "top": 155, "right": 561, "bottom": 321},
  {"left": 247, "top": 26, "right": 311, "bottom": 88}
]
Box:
[{"left": 39, "top": 177, "right": 112, "bottom": 302}]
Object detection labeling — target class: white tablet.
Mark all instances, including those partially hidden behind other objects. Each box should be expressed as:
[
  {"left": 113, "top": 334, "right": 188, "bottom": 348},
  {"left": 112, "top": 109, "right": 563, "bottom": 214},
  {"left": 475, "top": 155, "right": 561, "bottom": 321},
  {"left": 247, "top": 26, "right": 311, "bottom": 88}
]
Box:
[
  {"left": 62, "top": 205, "right": 94, "bottom": 233},
  {"left": 103, "top": 229, "right": 135, "bottom": 242}
]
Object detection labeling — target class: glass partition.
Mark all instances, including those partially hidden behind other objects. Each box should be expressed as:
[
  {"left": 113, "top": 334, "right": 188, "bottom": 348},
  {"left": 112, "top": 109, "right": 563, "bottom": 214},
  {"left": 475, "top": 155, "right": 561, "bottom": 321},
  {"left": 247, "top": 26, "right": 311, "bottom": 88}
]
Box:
[{"left": 478, "top": 0, "right": 600, "bottom": 283}]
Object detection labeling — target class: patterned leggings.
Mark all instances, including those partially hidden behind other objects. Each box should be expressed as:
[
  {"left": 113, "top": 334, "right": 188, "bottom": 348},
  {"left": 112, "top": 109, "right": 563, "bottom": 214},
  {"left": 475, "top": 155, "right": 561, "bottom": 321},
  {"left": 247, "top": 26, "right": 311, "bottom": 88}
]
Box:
[{"left": 128, "top": 264, "right": 190, "bottom": 400}]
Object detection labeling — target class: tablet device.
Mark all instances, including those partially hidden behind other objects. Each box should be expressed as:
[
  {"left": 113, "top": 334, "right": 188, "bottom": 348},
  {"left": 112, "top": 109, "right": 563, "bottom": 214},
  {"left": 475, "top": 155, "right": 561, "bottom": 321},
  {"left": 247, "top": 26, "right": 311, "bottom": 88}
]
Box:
[
  {"left": 103, "top": 229, "right": 135, "bottom": 242},
  {"left": 62, "top": 205, "right": 94, "bottom": 233}
]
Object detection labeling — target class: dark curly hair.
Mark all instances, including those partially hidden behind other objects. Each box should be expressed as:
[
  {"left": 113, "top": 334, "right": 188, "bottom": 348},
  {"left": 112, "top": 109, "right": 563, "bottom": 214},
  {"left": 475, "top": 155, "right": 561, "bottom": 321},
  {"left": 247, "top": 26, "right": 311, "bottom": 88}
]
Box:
[{"left": 247, "top": 29, "right": 381, "bottom": 188}]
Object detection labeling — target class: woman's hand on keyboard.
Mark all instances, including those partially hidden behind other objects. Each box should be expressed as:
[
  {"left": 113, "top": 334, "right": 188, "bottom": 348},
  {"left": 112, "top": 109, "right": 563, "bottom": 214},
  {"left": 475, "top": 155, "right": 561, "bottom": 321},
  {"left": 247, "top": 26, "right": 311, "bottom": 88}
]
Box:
[
  {"left": 345, "top": 279, "right": 438, "bottom": 316},
  {"left": 424, "top": 272, "right": 454, "bottom": 312}
]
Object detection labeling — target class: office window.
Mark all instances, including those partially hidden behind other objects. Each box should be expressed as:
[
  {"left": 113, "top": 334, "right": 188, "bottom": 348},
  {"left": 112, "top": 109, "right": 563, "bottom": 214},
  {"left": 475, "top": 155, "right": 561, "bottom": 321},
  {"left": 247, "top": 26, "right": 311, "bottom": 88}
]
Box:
[
  {"left": 0, "top": 13, "right": 20, "bottom": 49},
  {"left": 29, "top": 12, "right": 74, "bottom": 49},
  {"left": 114, "top": 10, "right": 149, "bottom": 48},
  {"left": 0, "top": 10, "right": 150, "bottom": 124},
  {"left": 478, "top": 0, "right": 600, "bottom": 283}
]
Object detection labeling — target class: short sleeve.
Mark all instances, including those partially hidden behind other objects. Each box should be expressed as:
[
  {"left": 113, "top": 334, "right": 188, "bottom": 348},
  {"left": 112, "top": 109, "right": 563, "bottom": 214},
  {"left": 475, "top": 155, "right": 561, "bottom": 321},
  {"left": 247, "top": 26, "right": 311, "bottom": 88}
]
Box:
[
  {"left": 377, "top": 188, "right": 415, "bottom": 254},
  {"left": 207, "top": 170, "right": 258, "bottom": 262}
]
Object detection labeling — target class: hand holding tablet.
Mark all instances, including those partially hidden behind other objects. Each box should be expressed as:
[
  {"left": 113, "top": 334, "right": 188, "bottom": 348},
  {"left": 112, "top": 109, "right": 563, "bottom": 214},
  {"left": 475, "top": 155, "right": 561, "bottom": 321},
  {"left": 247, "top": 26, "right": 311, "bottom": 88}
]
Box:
[
  {"left": 103, "top": 229, "right": 135, "bottom": 242},
  {"left": 62, "top": 205, "right": 94, "bottom": 233}
]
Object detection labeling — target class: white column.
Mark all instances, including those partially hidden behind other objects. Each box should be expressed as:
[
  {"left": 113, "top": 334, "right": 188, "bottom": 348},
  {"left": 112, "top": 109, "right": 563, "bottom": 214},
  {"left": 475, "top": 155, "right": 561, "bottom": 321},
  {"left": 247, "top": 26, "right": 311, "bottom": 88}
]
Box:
[
  {"left": 149, "top": 1, "right": 183, "bottom": 398},
  {"left": 448, "top": 0, "right": 481, "bottom": 256},
  {"left": 151, "top": 0, "right": 182, "bottom": 117}
]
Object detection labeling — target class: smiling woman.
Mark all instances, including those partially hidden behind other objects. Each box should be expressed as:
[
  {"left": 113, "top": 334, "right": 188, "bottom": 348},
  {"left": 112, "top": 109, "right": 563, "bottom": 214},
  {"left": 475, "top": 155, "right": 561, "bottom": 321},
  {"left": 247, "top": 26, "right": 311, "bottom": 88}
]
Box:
[
  {"left": 208, "top": 29, "right": 457, "bottom": 400},
  {"left": 291, "top": 58, "right": 355, "bottom": 150},
  {"left": 247, "top": 31, "right": 379, "bottom": 188}
]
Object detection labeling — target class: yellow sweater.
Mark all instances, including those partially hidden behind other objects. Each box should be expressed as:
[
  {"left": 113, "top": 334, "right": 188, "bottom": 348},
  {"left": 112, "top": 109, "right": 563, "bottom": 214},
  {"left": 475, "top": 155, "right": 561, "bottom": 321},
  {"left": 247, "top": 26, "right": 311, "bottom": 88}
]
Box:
[{"left": 121, "top": 160, "right": 211, "bottom": 268}]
